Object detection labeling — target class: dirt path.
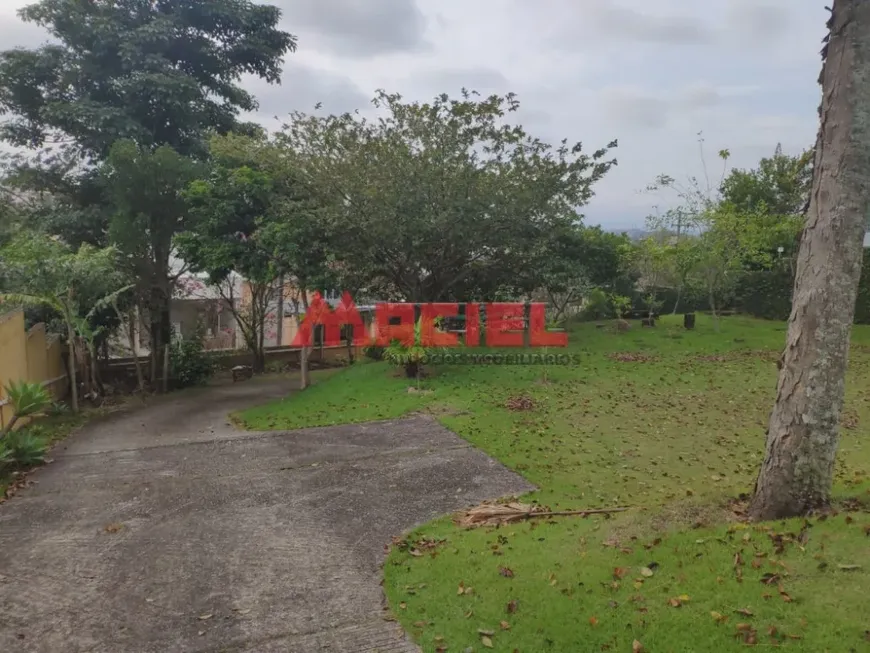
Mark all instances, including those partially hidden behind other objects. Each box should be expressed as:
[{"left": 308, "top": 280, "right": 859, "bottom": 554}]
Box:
[{"left": 0, "top": 376, "right": 533, "bottom": 652}]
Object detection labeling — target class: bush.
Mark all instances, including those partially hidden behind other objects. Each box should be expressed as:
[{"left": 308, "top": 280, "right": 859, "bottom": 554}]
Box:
[
  {"left": 169, "top": 331, "right": 215, "bottom": 389},
  {"left": 363, "top": 344, "right": 385, "bottom": 361},
  {"left": 1, "top": 380, "right": 52, "bottom": 436},
  {"left": 382, "top": 319, "right": 432, "bottom": 380},
  {"left": 735, "top": 269, "right": 793, "bottom": 321},
  {"left": 1, "top": 430, "right": 47, "bottom": 468},
  {"left": 579, "top": 288, "right": 613, "bottom": 321}
]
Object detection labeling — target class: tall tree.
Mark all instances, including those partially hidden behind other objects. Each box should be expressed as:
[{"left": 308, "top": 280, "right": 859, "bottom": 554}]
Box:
[
  {"left": 0, "top": 0, "right": 296, "bottom": 386},
  {"left": 750, "top": 2, "right": 870, "bottom": 520},
  {"left": 177, "top": 133, "right": 286, "bottom": 373},
  {"left": 0, "top": 0, "right": 296, "bottom": 158},
  {"left": 177, "top": 132, "right": 333, "bottom": 386},
  {"left": 102, "top": 140, "right": 202, "bottom": 385},
  {"left": 278, "top": 89, "right": 616, "bottom": 303},
  {"left": 720, "top": 145, "right": 813, "bottom": 218}
]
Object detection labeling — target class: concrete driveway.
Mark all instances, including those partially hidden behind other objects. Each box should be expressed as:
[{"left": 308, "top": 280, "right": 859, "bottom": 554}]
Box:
[{"left": 0, "top": 377, "right": 533, "bottom": 653}]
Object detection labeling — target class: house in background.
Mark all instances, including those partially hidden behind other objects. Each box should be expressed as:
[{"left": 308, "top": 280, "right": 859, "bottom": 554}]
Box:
[
  {"left": 171, "top": 272, "right": 242, "bottom": 350},
  {"left": 250, "top": 284, "right": 378, "bottom": 347},
  {"left": 109, "top": 269, "right": 243, "bottom": 358},
  {"left": 109, "top": 265, "right": 379, "bottom": 358}
]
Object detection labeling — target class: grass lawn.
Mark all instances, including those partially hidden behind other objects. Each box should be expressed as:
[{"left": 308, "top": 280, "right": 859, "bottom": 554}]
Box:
[{"left": 235, "top": 315, "right": 870, "bottom": 652}]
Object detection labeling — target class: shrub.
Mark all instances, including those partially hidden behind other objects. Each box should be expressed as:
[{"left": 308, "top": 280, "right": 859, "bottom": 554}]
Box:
[
  {"left": 382, "top": 319, "right": 431, "bottom": 381},
  {"left": 47, "top": 401, "right": 69, "bottom": 417},
  {"left": 169, "top": 330, "right": 215, "bottom": 389},
  {"left": 363, "top": 344, "right": 385, "bottom": 361},
  {"left": 579, "top": 289, "right": 615, "bottom": 321},
  {"left": 265, "top": 360, "right": 287, "bottom": 374},
  {"left": 1, "top": 430, "right": 48, "bottom": 467},
  {"left": 1, "top": 380, "right": 52, "bottom": 436}
]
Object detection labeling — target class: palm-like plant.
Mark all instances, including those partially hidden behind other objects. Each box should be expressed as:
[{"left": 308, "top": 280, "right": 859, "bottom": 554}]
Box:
[
  {"left": 383, "top": 318, "right": 430, "bottom": 384},
  {"left": 1, "top": 381, "right": 52, "bottom": 437},
  {"left": 2, "top": 430, "right": 48, "bottom": 467}
]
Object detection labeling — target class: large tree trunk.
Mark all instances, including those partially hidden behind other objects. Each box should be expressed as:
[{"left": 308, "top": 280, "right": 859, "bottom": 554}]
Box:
[
  {"left": 276, "top": 276, "right": 284, "bottom": 347},
  {"left": 708, "top": 288, "right": 719, "bottom": 332},
  {"left": 299, "top": 291, "right": 311, "bottom": 390},
  {"left": 129, "top": 306, "right": 145, "bottom": 392},
  {"left": 149, "top": 280, "right": 172, "bottom": 391},
  {"left": 66, "top": 322, "right": 79, "bottom": 413},
  {"left": 749, "top": 1, "right": 870, "bottom": 521}
]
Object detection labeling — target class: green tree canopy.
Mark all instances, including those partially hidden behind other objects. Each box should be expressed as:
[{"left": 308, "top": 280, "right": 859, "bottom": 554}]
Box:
[
  {"left": 0, "top": 0, "right": 296, "bottom": 158},
  {"left": 720, "top": 144, "right": 812, "bottom": 217},
  {"left": 278, "top": 89, "right": 617, "bottom": 303}
]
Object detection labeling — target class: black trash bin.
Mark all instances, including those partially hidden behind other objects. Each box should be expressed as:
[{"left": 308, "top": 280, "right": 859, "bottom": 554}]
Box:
[{"left": 684, "top": 313, "right": 696, "bottom": 330}]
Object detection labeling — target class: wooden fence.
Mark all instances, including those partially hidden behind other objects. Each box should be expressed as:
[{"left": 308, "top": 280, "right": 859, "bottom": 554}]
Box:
[{"left": 0, "top": 310, "right": 68, "bottom": 430}]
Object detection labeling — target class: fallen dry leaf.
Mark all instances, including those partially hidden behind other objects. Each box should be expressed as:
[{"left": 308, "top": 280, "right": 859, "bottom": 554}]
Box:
[
  {"left": 735, "top": 608, "right": 753, "bottom": 617},
  {"left": 104, "top": 523, "right": 124, "bottom": 533},
  {"left": 499, "top": 566, "right": 514, "bottom": 578},
  {"left": 668, "top": 597, "right": 682, "bottom": 608},
  {"left": 632, "top": 639, "right": 644, "bottom": 652},
  {"left": 589, "top": 616, "right": 599, "bottom": 626},
  {"left": 506, "top": 599, "right": 518, "bottom": 614},
  {"left": 500, "top": 620, "right": 511, "bottom": 630},
  {"left": 711, "top": 611, "right": 728, "bottom": 624},
  {"left": 198, "top": 614, "right": 213, "bottom": 621},
  {"left": 481, "top": 635, "right": 493, "bottom": 648},
  {"left": 613, "top": 567, "right": 629, "bottom": 579},
  {"left": 640, "top": 567, "right": 654, "bottom": 577}
]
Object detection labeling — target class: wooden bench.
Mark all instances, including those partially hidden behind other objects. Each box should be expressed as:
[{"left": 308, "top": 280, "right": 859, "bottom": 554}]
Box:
[{"left": 232, "top": 365, "right": 253, "bottom": 382}]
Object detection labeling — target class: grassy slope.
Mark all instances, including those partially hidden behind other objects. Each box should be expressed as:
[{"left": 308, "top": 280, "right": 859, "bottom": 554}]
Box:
[{"left": 236, "top": 315, "right": 870, "bottom": 652}]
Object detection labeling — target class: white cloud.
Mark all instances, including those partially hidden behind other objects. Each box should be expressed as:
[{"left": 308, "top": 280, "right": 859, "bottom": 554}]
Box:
[{"left": 0, "top": 0, "right": 828, "bottom": 228}]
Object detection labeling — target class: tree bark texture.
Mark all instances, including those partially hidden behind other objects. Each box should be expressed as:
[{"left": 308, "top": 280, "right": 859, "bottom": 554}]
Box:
[{"left": 750, "top": 1, "right": 870, "bottom": 521}]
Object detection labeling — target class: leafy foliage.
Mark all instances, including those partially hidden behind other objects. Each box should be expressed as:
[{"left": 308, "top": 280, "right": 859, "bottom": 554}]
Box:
[
  {"left": 363, "top": 345, "right": 386, "bottom": 361},
  {"left": 0, "top": 0, "right": 296, "bottom": 157},
  {"left": 0, "top": 231, "right": 130, "bottom": 410},
  {"left": 0, "top": 430, "right": 48, "bottom": 467},
  {"left": 720, "top": 144, "right": 812, "bottom": 218},
  {"left": 0, "top": 380, "right": 52, "bottom": 436},
  {"left": 169, "top": 329, "right": 215, "bottom": 389},
  {"left": 383, "top": 319, "right": 432, "bottom": 381},
  {"left": 278, "top": 89, "right": 616, "bottom": 302}
]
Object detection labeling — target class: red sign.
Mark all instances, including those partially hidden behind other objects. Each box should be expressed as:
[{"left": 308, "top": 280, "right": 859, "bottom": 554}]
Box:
[{"left": 291, "top": 292, "right": 567, "bottom": 348}]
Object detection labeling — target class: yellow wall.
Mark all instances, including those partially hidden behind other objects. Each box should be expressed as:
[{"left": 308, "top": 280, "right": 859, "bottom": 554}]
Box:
[{"left": 0, "top": 310, "right": 68, "bottom": 431}]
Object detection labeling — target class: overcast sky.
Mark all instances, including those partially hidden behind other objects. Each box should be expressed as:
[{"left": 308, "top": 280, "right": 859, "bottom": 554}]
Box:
[{"left": 1, "top": 0, "right": 826, "bottom": 230}]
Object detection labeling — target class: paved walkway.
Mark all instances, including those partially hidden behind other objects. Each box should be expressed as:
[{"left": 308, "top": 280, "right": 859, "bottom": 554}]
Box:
[{"left": 0, "top": 377, "right": 533, "bottom": 652}]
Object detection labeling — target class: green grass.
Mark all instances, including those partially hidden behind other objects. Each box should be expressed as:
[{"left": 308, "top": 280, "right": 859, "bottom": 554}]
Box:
[{"left": 236, "top": 314, "right": 870, "bottom": 652}]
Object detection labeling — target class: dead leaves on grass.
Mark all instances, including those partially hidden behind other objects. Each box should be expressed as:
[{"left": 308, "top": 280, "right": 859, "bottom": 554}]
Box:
[
  {"left": 608, "top": 352, "right": 659, "bottom": 363},
  {"left": 390, "top": 535, "right": 445, "bottom": 558},
  {"left": 455, "top": 501, "right": 629, "bottom": 528},
  {"left": 504, "top": 394, "right": 536, "bottom": 411}
]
